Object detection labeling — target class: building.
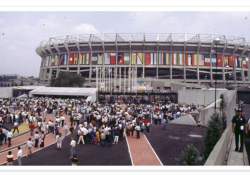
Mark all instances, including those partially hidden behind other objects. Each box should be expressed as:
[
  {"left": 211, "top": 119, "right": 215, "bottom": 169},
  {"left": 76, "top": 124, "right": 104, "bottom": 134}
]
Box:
[{"left": 36, "top": 33, "right": 250, "bottom": 89}]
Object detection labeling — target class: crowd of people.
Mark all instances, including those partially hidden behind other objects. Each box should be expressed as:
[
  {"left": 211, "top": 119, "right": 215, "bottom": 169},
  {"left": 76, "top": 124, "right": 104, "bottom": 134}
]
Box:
[{"left": 0, "top": 97, "right": 202, "bottom": 166}]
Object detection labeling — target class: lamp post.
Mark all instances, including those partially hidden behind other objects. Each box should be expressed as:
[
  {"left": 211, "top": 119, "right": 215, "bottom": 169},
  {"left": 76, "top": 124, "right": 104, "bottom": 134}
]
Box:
[
  {"left": 226, "top": 65, "right": 229, "bottom": 87},
  {"left": 213, "top": 38, "right": 220, "bottom": 112}
]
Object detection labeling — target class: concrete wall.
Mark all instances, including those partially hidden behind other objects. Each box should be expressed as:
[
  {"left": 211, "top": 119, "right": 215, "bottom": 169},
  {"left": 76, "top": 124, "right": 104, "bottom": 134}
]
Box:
[
  {"left": 205, "top": 123, "right": 232, "bottom": 165},
  {"left": 0, "top": 87, "right": 13, "bottom": 98},
  {"left": 178, "top": 89, "right": 228, "bottom": 106}
]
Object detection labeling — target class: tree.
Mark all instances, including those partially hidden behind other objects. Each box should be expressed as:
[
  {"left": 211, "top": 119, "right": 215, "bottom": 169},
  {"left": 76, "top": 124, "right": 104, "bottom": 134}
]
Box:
[
  {"left": 202, "top": 112, "right": 223, "bottom": 163},
  {"left": 220, "top": 94, "right": 226, "bottom": 130},
  {"left": 50, "top": 71, "right": 85, "bottom": 87},
  {"left": 21, "top": 81, "right": 24, "bottom": 86},
  {"left": 176, "top": 144, "right": 203, "bottom": 165}
]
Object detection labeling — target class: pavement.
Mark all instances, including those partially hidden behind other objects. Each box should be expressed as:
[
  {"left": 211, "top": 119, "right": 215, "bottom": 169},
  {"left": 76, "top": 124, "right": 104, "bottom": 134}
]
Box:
[
  {"left": 0, "top": 105, "right": 206, "bottom": 166},
  {"left": 242, "top": 104, "right": 250, "bottom": 165}
]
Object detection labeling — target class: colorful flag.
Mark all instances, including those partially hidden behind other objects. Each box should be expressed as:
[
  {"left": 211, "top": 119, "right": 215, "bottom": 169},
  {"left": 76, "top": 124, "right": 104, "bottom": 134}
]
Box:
[
  {"left": 55, "top": 55, "right": 59, "bottom": 66},
  {"left": 132, "top": 53, "right": 137, "bottom": 65},
  {"left": 204, "top": 54, "right": 210, "bottom": 66},
  {"left": 243, "top": 57, "right": 247, "bottom": 68},
  {"left": 212, "top": 55, "right": 216, "bottom": 66},
  {"left": 237, "top": 56, "right": 243, "bottom": 68},
  {"left": 224, "top": 55, "right": 229, "bottom": 66},
  {"left": 145, "top": 53, "right": 151, "bottom": 65},
  {"left": 110, "top": 53, "right": 116, "bottom": 64},
  {"left": 229, "top": 55, "right": 234, "bottom": 67},
  {"left": 198, "top": 54, "right": 204, "bottom": 66},
  {"left": 104, "top": 53, "right": 110, "bottom": 64},
  {"left": 158, "top": 53, "right": 163, "bottom": 65},
  {"left": 79, "top": 53, "right": 90, "bottom": 64},
  {"left": 246, "top": 57, "right": 249, "bottom": 68},
  {"left": 92, "top": 53, "right": 98, "bottom": 65},
  {"left": 178, "top": 54, "right": 184, "bottom": 65},
  {"left": 118, "top": 53, "right": 124, "bottom": 65},
  {"left": 172, "top": 53, "right": 177, "bottom": 65},
  {"left": 68, "top": 54, "right": 74, "bottom": 65},
  {"left": 46, "top": 56, "right": 51, "bottom": 66},
  {"left": 185, "top": 54, "right": 192, "bottom": 66},
  {"left": 234, "top": 56, "right": 238, "bottom": 67},
  {"left": 98, "top": 53, "right": 103, "bottom": 64},
  {"left": 217, "top": 55, "right": 222, "bottom": 67},
  {"left": 137, "top": 53, "right": 143, "bottom": 64},
  {"left": 150, "top": 53, "right": 156, "bottom": 65},
  {"left": 74, "top": 54, "right": 78, "bottom": 65},
  {"left": 124, "top": 53, "right": 129, "bottom": 65},
  {"left": 51, "top": 55, "right": 55, "bottom": 66},
  {"left": 59, "top": 55, "right": 64, "bottom": 65},
  {"left": 193, "top": 54, "right": 198, "bottom": 66}
]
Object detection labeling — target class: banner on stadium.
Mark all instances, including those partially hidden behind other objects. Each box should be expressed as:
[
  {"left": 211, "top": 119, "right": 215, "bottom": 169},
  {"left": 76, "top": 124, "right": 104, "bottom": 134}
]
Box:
[
  {"left": 135, "top": 81, "right": 152, "bottom": 87},
  {"left": 198, "top": 54, "right": 204, "bottom": 66},
  {"left": 68, "top": 54, "right": 74, "bottom": 65},
  {"left": 74, "top": 54, "right": 78, "bottom": 65},
  {"left": 145, "top": 53, "right": 157, "bottom": 65},
  {"left": 212, "top": 55, "right": 216, "bottom": 66},
  {"left": 204, "top": 54, "right": 210, "bottom": 66},
  {"left": 124, "top": 53, "right": 129, "bottom": 64},
  {"left": 224, "top": 55, "right": 229, "bottom": 66},
  {"left": 51, "top": 55, "right": 55, "bottom": 66},
  {"left": 55, "top": 55, "right": 59, "bottom": 66},
  {"left": 92, "top": 53, "right": 98, "bottom": 65},
  {"left": 217, "top": 55, "right": 223, "bottom": 67},
  {"left": 104, "top": 53, "right": 116, "bottom": 64},
  {"left": 117, "top": 53, "right": 124, "bottom": 64},
  {"left": 46, "top": 56, "right": 51, "bottom": 66},
  {"left": 185, "top": 54, "right": 192, "bottom": 66},
  {"left": 237, "top": 56, "right": 243, "bottom": 68},
  {"left": 229, "top": 56, "right": 234, "bottom": 67},
  {"left": 159, "top": 53, "right": 170, "bottom": 65}
]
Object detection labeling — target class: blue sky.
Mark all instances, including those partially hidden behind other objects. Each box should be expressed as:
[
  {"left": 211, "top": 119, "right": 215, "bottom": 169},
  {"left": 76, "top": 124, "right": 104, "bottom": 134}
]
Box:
[{"left": 0, "top": 11, "right": 250, "bottom": 77}]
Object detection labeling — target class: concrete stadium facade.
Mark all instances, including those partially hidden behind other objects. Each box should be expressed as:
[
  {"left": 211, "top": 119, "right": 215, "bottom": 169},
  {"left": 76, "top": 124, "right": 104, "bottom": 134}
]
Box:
[{"left": 36, "top": 33, "right": 250, "bottom": 87}]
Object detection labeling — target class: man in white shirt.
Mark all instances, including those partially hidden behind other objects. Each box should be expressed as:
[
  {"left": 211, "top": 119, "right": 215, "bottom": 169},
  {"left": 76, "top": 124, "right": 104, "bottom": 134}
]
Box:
[
  {"left": 135, "top": 125, "right": 141, "bottom": 139},
  {"left": 7, "top": 129, "right": 13, "bottom": 147},
  {"left": 25, "top": 138, "right": 34, "bottom": 158},
  {"left": 17, "top": 146, "right": 22, "bottom": 165},
  {"left": 70, "top": 138, "right": 76, "bottom": 159},
  {"left": 63, "top": 123, "right": 68, "bottom": 137},
  {"left": 13, "top": 121, "right": 19, "bottom": 134},
  {"left": 60, "top": 115, "right": 65, "bottom": 127}
]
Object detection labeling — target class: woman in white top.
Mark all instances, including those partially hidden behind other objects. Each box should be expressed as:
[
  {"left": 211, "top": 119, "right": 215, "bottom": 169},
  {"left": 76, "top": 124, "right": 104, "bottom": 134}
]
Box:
[{"left": 56, "top": 133, "right": 63, "bottom": 150}]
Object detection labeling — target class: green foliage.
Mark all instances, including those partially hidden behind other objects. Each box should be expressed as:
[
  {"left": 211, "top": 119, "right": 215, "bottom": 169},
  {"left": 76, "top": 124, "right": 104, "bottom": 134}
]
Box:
[
  {"left": 219, "top": 93, "right": 226, "bottom": 129},
  {"left": 176, "top": 144, "right": 202, "bottom": 165},
  {"left": 50, "top": 71, "right": 85, "bottom": 87},
  {"left": 202, "top": 112, "right": 223, "bottom": 163}
]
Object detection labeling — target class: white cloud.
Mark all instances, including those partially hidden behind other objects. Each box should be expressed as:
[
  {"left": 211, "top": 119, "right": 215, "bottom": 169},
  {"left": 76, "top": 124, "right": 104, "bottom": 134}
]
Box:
[{"left": 72, "top": 23, "right": 100, "bottom": 34}]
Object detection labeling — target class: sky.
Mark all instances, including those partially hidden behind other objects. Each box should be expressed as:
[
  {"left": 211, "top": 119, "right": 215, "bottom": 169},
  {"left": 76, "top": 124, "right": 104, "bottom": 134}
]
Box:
[{"left": 1, "top": 11, "right": 250, "bottom": 77}]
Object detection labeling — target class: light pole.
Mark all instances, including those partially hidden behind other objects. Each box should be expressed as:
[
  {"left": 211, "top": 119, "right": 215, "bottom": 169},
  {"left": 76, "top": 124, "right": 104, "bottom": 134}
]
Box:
[
  {"left": 213, "top": 38, "right": 220, "bottom": 112},
  {"left": 226, "top": 65, "right": 229, "bottom": 87}
]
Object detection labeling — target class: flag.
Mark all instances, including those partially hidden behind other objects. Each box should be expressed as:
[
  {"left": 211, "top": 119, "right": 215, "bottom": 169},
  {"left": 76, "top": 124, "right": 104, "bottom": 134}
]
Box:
[
  {"left": 92, "top": 53, "right": 98, "bottom": 65},
  {"left": 150, "top": 53, "right": 157, "bottom": 65},
  {"left": 193, "top": 54, "right": 198, "bottom": 66},
  {"left": 246, "top": 57, "right": 249, "bottom": 68},
  {"left": 238, "top": 56, "right": 243, "bottom": 68},
  {"left": 132, "top": 53, "right": 137, "bottom": 65},
  {"left": 98, "top": 53, "right": 103, "bottom": 64},
  {"left": 204, "top": 54, "right": 210, "bottom": 66},
  {"left": 198, "top": 54, "right": 204, "bottom": 66},
  {"left": 118, "top": 53, "right": 124, "bottom": 65},
  {"left": 234, "top": 56, "right": 238, "bottom": 67},
  {"left": 64, "top": 54, "right": 68, "bottom": 65},
  {"left": 51, "top": 55, "right": 55, "bottom": 66},
  {"left": 145, "top": 53, "right": 150, "bottom": 65},
  {"left": 68, "top": 54, "right": 74, "bottom": 65},
  {"left": 243, "top": 57, "right": 247, "bottom": 68},
  {"left": 185, "top": 54, "right": 192, "bottom": 66},
  {"left": 55, "top": 55, "right": 59, "bottom": 66},
  {"left": 224, "top": 55, "right": 229, "bottom": 66},
  {"left": 137, "top": 53, "right": 143, "bottom": 64},
  {"left": 47, "top": 56, "right": 51, "bottom": 66},
  {"left": 74, "top": 54, "right": 78, "bottom": 65},
  {"left": 166, "top": 53, "right": 170, "bottom": 65},
  {"left": 59, "top": 55, "right": 64, "bottom": 65},
  {"left": 158, "top": 53, "right": 163, "bottom": 65},
  {"left": 79, "top": 53, "right": 84, "bottom": 64},
  {"left": 104, "top": 53, "right": 110, "bottom": 64},
  {"left": 79, "top": 53, "right": 90, "bottom": 64},
  {"left": 176, "top": 54, "right": 184, "bottom": 65},
  {"left": 229, "top": 55, "right": 234, "bottom": 67},
  {"left": 217, "top": 55, "right": 222, "bottom": 67},
  {"left": 110, "top": 53, "right": 116, "bottom": 64},
  {"left": 212, "top": 55, "right": 216, "bottom": 66},
  {"left": 172, "top": 53, "right": 177, "bottom": 65},
  {"left": 43, "top": 57, "right": 46, "bottom": 67},
  {"left": 124, "top": 53, "right": 129, "bottom": 64}
]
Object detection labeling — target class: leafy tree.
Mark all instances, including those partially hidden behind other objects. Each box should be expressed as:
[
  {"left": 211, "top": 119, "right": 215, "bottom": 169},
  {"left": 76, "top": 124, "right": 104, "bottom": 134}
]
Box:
[
  {"left": 176, "top": 144, "right": 203, "bottom": 165},
  {"left": 220, "top": 94, "right": 226, "bottom": 130},
  {"left": 202, "top": 112, "right": 223, "bottom": 163},
  {"left": 50, "top": 71, "right": 85, "bottom": 87},
  {"left": 21, "top": 81, "right": 24, "bottom": 86}
]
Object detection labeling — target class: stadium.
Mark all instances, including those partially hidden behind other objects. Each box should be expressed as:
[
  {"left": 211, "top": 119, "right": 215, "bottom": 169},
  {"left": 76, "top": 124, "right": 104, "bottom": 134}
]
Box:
[{"left": 36, "top": 33, "right": 250, "bottom": 89}]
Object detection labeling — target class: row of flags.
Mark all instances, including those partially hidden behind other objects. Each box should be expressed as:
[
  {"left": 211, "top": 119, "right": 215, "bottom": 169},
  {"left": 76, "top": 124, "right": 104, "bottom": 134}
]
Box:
[{"left": 42, "top": 53, "right": 249, "bottom": 68}]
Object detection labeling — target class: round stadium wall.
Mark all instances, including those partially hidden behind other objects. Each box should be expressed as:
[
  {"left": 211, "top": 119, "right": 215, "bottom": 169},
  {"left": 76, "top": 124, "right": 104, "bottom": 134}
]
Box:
[{"left": 35, "top": 33, "right": 250, "bottom": 88}]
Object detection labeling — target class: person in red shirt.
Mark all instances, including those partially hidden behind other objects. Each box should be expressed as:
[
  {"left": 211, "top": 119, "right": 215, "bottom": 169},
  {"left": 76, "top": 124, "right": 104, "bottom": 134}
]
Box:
[
  {"left": 29, "top": 122, "right": 35, "bottom": 136},
  {"left": 6, "top": 151, "right": 13, "bottom": 166}
]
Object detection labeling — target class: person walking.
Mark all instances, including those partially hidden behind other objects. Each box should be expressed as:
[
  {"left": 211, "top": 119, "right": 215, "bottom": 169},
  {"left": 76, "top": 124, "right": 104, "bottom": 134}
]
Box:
[
  {"left": 6, "top": 151, "right": 13, "bottom": 166},
  {"left": 100, "top": 131, "right": 106, "bottom": 147},
  {"left": 162, "top": 117, "right": 166, "bottom": 130},
  {"left": 29, "top": 122, "right": 35, "bottom": 136},
  {"left": 77, "top": 130, "right": 84, "bottom": 145},
  {"left": 147, "top": 122, "right": 150, "bottom": 134},
  {"left": 70, "top": 138, "right": 76, "bottom": 159},
  {"left": 7, "top": 129, "right": 13, "bottom": 147},
  {"left": 63, "top": 123, "right": 68, "bottom": 137},
  {"left": 232, "top": 108, "right": 248, "bottom": 152},
  {"left": 40, "top": 131, "right": 45, "bottom": 147},
  {"left": 13, "top": 121, "right": 19, "bottom": 134},
  {"left": 56, "top": 133, "right": 63, "bottom": 150},
  {"left": 34, "top": 131, "right": 40, "bottom": 148},
  {"left": 135, "top": 125, "right": 140, "bottom": 139},
  {"left": 25, "top": 138, "right": 34, "bottom": 158},
  {"left": 17, "top": 146, "right": 22, "bottom": 166}
]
